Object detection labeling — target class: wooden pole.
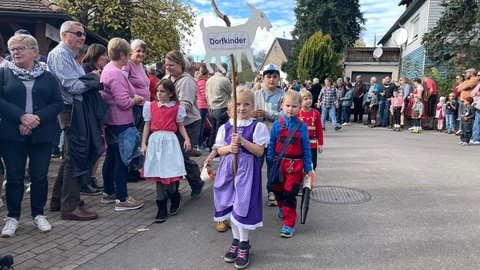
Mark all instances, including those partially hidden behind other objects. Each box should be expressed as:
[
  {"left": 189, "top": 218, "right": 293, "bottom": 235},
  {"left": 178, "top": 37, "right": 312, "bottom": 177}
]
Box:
[{"left": 211, "top": 0, "right": 238, "bottom": 175}]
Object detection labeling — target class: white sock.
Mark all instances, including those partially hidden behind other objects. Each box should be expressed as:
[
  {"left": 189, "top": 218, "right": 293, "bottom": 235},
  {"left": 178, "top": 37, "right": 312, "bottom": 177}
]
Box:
[{"left": 230, "top": 219, "right": 240, "bottom": 240}]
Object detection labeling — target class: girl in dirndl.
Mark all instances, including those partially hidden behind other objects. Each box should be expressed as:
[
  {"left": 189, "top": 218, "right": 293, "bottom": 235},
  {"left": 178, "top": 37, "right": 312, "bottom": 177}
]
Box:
[
  {"left": 140, "top": 79, "right": 191, "bottom": 223},
  {"left": 213, "top": 86, "right": 269, "bottom": 269}
]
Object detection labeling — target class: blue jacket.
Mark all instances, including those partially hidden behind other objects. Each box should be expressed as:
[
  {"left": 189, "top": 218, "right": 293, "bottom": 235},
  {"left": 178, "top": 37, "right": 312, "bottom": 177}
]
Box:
[
  {"left": 0, "top": 67, "right": 63, "bottom": 143},
  {"left": 118, "top": 126, "right": 144, "bottom": 171},
  {"left": 267, "top": 115, "right": 312, "bottom": 172}
]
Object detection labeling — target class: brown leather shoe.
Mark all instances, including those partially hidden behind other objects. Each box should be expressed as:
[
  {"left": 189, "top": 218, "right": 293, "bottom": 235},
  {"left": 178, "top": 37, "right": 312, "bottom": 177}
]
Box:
[
  {"left": 61, "top": 207, "right": 98, "bottom": 221},
  {"left": 50, "top": 199, "right": 85, "bottom": 212},
  {"left": 216, "top": 221, "right": 228, "bottom": 232}
]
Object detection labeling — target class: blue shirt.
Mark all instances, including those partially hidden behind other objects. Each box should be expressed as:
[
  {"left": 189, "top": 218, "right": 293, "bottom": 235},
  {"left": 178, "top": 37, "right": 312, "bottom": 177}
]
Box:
[{"left": 47, "top": 42, "right": 86, "bottom": 105}]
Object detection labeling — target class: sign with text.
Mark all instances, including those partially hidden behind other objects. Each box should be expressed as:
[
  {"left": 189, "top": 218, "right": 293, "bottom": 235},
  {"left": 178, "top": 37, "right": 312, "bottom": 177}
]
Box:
[{"left": 200, "top": 3, "right": 272, "bottom": 73}]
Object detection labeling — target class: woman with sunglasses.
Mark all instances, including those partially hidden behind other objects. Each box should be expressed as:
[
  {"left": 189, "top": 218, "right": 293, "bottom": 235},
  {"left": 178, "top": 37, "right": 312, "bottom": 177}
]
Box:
[{"left": 0, "top": 34, "right": 63, "bottom": 237}]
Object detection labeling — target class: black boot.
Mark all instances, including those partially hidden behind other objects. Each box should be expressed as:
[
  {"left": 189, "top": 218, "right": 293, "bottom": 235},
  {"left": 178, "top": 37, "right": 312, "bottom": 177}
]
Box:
[
  {"left": 155, "top": 199, "right": 167, "bottom": 223},
  {"left": 168, "top": 190, "right": 181, "bottom": 215},
  {"left": 234, "top": 241, "right": 251, "bottom": 269},
  {"left": 90, "top": 177, "right": 103, "bottom": 189}
]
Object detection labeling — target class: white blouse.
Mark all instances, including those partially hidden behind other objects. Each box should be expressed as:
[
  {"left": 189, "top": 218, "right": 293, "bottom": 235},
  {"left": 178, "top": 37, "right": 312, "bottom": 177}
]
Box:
[{"left": 214, "top": 117, "right": 270, "bottom": 148}]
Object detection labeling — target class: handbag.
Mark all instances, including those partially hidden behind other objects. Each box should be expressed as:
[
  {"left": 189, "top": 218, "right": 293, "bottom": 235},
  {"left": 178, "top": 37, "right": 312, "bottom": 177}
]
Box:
[
  {"left": 267, "top": 119, "right": 302, "bottom": 190},
  {"left": 200, "top": 164, "right": 215, "bottom": 181}
]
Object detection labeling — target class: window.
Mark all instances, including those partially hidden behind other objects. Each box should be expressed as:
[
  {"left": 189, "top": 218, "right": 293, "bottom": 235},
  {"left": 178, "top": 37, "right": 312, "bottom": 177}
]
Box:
[{"left": 410, "top": 15, "right": 420, "bottom": 41}]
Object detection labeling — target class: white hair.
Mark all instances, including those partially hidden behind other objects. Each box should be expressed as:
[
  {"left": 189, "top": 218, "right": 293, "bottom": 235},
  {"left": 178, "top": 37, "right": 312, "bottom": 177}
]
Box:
[
  {"left": 60, "top": 21, "right": 83, "bottom": 34},
  {"left": 130, "top": 39, "right": 146, "bottom": 51}
]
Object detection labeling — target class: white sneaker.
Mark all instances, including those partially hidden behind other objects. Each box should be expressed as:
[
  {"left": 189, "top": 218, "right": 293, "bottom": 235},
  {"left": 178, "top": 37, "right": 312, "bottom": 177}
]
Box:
[
  {"left": 1, "top": 217, "right": 19, "bottom": 238},
  {"left": 33, "top": 215, "right": 52, "bottom": 233},
  {"left": 473, "top": 141, "right": 480, "bottom": 145},
  {"left": 341, "top": 122, "right": 348, "bottom": 126},
  {"left": 267, "top": 192, "right": 277, "bottom": 206},
  {"left": 408, "top": 127, "right": 414, "bottom": 130}
]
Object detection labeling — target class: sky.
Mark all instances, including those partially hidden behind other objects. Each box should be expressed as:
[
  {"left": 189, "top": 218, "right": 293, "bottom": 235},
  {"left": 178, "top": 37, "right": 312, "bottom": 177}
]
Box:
[{"left": 184, "top": 0, "right": 405, "bottom": 62}]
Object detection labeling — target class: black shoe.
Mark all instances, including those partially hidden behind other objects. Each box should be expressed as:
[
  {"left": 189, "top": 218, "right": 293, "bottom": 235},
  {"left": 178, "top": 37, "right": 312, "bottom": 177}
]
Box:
[
  {"left": 191, "top": 181, "right": 204, "bottom": 198},
  {"left": 234, "top": 241, "right": 251, "bottom": 269},
  {"left": 334, "top": 125, "right": 342, "bottom": 131},
  {"left": 190, "top": 149, "right": 202, "bottom": 157},
  {"left": 51, "top": 148, "right": 61, "bottom": 158},
  {"left": 168, "top": 191, "right": 181, "bottom": 215},
  {"left": 224, "top": 239, "right": 239, "bottom": 263},
  {"left": 80, "top": 183, "right": 102, "bottom": 196},
  {"left": 90, "top": 177, "right": 103, "bottom": 189},
  {"left": 155, "top": 199, "right": 167, "bottom": 223}
]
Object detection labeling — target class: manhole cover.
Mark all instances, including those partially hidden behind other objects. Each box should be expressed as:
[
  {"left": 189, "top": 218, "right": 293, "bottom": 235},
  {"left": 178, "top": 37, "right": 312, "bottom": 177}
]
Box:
[{"left": 310, "top": 186, "right": 371, "bottom": 205}]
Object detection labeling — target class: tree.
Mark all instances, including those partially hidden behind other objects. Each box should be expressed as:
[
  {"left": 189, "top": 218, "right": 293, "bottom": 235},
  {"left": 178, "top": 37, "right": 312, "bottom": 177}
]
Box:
[
  {"left": 284, "top": 0, "right": 365, "bottom": 80},
  {"left": 54, "top": 0, "right": 196, "bottom": 62},
  {"left": 422, "top": 0, "right": 480, "bottom": 70},
  {"left": 297, "top": 31, "right": 341, "bottom": 82}
]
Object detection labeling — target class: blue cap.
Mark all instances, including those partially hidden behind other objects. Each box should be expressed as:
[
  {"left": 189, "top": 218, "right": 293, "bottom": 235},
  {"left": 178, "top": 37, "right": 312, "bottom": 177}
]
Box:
[{"left": 263, "top": 63, "right": 280, "bottom": 75}]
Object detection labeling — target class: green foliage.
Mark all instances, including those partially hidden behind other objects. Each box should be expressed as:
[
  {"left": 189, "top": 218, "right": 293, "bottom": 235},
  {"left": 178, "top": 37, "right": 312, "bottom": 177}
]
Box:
[
  {"left": 54, "top": 0, "right": 196, "bottom": 62},
  {"left": 422, "top": 0, "right": 480, "bottom": 71},
  {"left": 425, "top": 67, "right": 456, "bottom": 98},
  {"left": 297, "top": 31, "right": 341, "bottom": 82},
  {"left": 401, "top": 56, "right": 422, "bottom": 80},
  {"left": 284, "top": 0, "right": 365, "bottom": 80}
]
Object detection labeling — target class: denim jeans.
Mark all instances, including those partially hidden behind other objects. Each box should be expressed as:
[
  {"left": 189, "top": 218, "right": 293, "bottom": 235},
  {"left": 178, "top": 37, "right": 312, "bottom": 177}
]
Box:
[
  {"left": 342, "top": 106, "right": 351, "bottom": 123},
  {"left": 197, "top": 108, "right": 208, "bottom": 148},
  {"left": 446, "top": 113, "right": 455, "bottom": 132},
  {"left": 133, "top": 105, "right": 144, "bottom": 132},
  {"left": 377, "top": 100, "right": 386, "bottom": 126},
  {"left": 321, "top": 106, "right": 338, "bottom": 128},
  {"left": 103, "top": 124, "right": 132, "bottom": 202},
  {"left": 472, "top": 111, "right": 480, "bottom": 142},
  {"left": 1, "top": 140, "right": 51, "bottom": 219}
]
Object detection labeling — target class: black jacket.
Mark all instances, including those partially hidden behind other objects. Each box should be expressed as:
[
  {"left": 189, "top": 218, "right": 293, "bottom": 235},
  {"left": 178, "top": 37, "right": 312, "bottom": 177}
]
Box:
[
  {"left": 0, "top": 67, "right": 63, "bottom": 143},
  {"left": 69, "top": 73, "right": 110, "bottom": 179}
]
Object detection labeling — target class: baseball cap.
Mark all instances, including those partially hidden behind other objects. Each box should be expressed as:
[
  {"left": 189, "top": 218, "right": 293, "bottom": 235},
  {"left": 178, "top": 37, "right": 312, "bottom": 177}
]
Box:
[{"left": 263, "top": 63, "right": 280, "bottom": 75}]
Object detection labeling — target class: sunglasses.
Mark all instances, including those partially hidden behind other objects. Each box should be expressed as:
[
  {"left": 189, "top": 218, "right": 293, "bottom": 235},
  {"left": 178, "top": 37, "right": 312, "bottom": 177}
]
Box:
[{"left": 66, "top": 31, "right": 86, "bottom": 37}]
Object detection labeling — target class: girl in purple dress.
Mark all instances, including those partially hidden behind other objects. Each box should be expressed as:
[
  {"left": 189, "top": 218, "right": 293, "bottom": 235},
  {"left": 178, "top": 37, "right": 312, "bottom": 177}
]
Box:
[{"left": 212, "top": 86, "right": 270, "bottom": 269}]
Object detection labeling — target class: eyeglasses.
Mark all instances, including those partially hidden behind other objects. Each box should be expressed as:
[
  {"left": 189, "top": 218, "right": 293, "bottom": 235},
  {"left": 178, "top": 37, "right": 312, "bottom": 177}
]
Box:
[
  {"left": 65, "top": 31, "right": 86, "bottom": 37},
  {"left": 9, "top": 46, "right": 32, "bottom": 53}
]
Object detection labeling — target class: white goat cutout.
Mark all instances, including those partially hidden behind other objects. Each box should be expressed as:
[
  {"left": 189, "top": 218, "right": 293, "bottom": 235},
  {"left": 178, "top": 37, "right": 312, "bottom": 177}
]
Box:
[{"left": 200, "top": 3, "right": 272, "bottom": 73}]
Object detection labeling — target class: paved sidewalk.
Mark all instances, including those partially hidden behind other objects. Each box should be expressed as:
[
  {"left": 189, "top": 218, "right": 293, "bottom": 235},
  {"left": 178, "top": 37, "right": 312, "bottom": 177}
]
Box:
[{"left": 0, "top": 152, "right": 213, "bottom": 270}]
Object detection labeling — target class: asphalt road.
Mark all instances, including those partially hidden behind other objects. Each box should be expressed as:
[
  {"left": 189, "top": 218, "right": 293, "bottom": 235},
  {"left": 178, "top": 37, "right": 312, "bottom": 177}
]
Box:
[{"left": 77, "top": 124, "right": 480, "bottom": 270}]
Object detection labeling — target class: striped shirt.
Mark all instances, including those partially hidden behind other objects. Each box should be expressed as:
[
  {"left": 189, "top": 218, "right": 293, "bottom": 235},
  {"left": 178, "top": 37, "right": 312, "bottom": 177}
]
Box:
[{"left": 47, "top": 42, "right": 86, "bottom": 105}]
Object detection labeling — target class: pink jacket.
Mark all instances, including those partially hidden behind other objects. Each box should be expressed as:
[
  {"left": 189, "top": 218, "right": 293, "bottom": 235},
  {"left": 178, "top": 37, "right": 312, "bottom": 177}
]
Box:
[
  {"left": 195, "top": 77, "right": 208, "bottom": 109},
  {"left": 101, "top": 62, "right": 135, "bottom": 126}
]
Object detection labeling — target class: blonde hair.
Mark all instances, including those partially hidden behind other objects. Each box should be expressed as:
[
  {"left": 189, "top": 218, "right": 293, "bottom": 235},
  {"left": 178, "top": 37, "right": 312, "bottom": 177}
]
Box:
[
  {"left": 107, "top": 37, "right": 130, "bottom": 61},
  {"left": 7, "top": 34, "right": 39, "bottom": 57},
  {"left": 299, "top": 89, "right": 312, "bottom": 99},
  {"left": 231, "top": 85, "right": 254, "bottom": 104},
  {"left": 284, "top": 90, "right": 302, "bottom": 104}
]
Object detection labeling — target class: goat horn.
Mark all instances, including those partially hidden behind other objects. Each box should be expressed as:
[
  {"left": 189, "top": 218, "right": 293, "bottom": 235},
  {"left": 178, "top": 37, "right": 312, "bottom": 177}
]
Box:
[{"left": 211, "top": 0, "right": 231, "bottom": 27}]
